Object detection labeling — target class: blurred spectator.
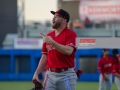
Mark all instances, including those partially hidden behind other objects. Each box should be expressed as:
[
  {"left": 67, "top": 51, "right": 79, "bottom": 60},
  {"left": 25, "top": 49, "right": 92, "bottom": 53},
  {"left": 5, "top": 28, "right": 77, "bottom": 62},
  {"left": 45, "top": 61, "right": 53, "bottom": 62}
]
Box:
[
  {"left": 72, "top": 19, "right": 83, "bottom": 29},
  {"left": 84, "top": 17, "right": 93, "bottom": 28}
]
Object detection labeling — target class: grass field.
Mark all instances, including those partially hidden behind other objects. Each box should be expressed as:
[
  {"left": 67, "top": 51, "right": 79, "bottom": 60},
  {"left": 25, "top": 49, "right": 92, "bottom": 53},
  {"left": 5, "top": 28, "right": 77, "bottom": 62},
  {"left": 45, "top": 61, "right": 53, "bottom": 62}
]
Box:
[{"left": 0, "top": 81, "right": 117, "bottom": 90}]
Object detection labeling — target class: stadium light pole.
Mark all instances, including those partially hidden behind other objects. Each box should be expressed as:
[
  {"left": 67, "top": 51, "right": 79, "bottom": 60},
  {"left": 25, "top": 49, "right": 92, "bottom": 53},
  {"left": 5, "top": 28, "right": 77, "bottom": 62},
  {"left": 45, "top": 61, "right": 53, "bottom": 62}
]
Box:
[
  {"left": 58, "top": 0, "right": 61, "bottom": 9},
  {"left": 17, "top": 0, "right": 25, "bottom": 38}
]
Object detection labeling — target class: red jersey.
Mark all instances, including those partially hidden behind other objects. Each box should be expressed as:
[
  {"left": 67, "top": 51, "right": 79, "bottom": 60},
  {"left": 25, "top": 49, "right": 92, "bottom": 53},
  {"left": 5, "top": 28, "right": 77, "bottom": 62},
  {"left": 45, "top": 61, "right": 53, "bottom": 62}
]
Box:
[
  {"left": 97, "top": 56, "right": 114, "bottom": 76},
  {"left": 113, "top": 64, "right": 120, "bottom": 74},
  {"left": 42, "top": 28, "right": 77, "bottom": 68},
  {"left": 113, "top": 57, "right": 119, "bottom": 64}
]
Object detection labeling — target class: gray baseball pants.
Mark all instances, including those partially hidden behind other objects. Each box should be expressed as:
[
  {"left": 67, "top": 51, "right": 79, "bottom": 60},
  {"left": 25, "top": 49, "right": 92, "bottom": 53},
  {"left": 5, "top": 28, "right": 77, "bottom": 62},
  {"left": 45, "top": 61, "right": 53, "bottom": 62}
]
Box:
[
  {"left": 98, "top": 73, "right": 112, "bottom": 90},
  {"left": 114, "top": 76, "right": 120, "bottom": 90},
  {"left": 43, "top": 68, "right": 77, "bottom": 90}
]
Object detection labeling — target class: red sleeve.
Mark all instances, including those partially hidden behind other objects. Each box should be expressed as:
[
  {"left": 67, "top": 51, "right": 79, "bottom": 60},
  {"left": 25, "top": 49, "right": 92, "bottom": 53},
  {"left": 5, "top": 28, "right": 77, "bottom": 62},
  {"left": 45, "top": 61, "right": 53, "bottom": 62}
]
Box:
[
  {"left": 97, "top": 58, "right": 105, "bottom": 77},
  {"left": 41, "top": 43, "right": 47, "bottom": 54},
  {"left": 66, "top": 31, "right": 77, "bottom": 51},
  {"left": 112, "top": 65, "right": 117, "bottom": 75}
]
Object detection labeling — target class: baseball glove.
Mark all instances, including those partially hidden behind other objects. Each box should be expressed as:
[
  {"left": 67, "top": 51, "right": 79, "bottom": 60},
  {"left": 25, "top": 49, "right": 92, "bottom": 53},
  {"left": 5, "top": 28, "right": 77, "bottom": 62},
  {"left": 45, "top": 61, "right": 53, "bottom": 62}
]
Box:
[
  {"left": 74, "top": 68, "right": 83, "bottom": 78},
  {"left": 32, "top": 79, "right": 43, "bottom": 90}
]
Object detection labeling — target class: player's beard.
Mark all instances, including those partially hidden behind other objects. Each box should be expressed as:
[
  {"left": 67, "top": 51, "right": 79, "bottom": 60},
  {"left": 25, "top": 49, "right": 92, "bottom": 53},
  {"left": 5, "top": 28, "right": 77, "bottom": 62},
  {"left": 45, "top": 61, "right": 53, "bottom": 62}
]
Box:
[{"left": 52, "top": 21, "right": 62, "bottom": 29}]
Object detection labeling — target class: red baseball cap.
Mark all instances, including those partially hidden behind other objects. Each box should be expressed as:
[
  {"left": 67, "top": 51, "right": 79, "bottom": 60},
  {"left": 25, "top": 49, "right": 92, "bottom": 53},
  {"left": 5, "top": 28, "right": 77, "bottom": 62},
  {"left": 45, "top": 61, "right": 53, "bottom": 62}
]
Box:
[{"left": 50, "top": 9, "right": 70, "bottom": 23}]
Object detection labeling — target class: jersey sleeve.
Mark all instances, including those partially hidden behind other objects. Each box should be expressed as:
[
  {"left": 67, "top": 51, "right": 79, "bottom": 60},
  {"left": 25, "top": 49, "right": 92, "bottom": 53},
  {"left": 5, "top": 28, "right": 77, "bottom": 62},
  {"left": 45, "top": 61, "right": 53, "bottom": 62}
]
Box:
[
  {"left": 66, "top": 32, "right": 77, "bottom": 51},
  {"left": 41, "top": 42, "right": 47, "bottom": 54},
  {"left": 97, "top": 59, "right": 105, "bottom": 77}
]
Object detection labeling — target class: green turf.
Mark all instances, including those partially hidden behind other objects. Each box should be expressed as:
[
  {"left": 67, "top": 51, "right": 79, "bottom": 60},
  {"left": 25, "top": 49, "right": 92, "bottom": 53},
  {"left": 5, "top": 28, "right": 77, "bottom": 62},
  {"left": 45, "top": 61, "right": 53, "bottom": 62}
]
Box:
[
  {"left": 0, "top": 81, "right": 117, "bottom": 90},
  {"left": 76, "top": 82, "right": 117, "bottom": 90},
  {"left": 0, "top": 81, "right": 34, "bottom": 90}
]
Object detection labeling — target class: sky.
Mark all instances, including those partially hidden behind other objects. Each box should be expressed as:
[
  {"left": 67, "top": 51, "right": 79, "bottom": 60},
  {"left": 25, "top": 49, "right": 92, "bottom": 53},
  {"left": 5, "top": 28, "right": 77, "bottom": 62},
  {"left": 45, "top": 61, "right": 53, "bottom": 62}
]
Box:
[{"left": 24, "top": 0, "right": 58, "bottom": 22}]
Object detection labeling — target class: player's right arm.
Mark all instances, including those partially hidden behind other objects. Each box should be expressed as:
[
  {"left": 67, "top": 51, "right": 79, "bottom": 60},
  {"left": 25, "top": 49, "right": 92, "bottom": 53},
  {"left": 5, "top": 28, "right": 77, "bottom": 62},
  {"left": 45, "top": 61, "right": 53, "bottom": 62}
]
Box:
[
  {"left": 32, "top": 54, "right": 47, "bottom": 82},
  {"left": 32, "top": 42, "right": 48, "bottom": 82},
  {"left": 97, "top": 58, "right": 108, "bottom": 81},
  {"left": 98, "top": 59, "right": 104, "bottom": 77}
]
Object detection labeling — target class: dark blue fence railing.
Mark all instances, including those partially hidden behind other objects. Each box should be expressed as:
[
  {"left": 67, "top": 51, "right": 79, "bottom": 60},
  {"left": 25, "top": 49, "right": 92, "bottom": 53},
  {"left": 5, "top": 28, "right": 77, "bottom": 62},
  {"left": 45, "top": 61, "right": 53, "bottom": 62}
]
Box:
[{"left": 0, "top": 49, "right": 117, "bottom": 81}]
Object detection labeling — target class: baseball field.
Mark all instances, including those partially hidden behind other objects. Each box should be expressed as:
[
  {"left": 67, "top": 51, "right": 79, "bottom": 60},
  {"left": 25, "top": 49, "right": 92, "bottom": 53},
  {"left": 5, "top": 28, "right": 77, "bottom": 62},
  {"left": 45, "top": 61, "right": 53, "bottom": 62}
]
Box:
[{"left": 0, "top": 81, "right": 117, "bottom": 90}]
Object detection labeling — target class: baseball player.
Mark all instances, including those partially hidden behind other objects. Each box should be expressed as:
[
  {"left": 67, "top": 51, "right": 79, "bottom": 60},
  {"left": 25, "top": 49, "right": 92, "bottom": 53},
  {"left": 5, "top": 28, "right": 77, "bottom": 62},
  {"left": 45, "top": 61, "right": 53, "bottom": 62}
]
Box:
[
  {"left": 113, "top": 54, "right": 120, "bottom": 90},
  {"left": 32, "top": 9, "right": 79, "bottom": 90},
  {"left": 112, "top": 49, "right": 119, "bottom": 64},
  {"left": 97, "top": 49, "right": 115, "bottom": 90}
]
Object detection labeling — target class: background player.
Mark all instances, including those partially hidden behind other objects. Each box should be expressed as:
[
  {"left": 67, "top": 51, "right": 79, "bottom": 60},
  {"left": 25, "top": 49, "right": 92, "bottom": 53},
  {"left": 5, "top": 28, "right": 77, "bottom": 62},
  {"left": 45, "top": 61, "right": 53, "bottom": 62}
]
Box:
[
  {"left": 32, "top": 9, "right": 78, "bottom": 90},
  {"left": 97, "top": 49, "right": 114, "bottom": 90},
  {"left": 112, "top": 49, "right": 119, "bottom": 64},
  {"left": 113, "top": 54, "right": 120, "bottom": 90}
]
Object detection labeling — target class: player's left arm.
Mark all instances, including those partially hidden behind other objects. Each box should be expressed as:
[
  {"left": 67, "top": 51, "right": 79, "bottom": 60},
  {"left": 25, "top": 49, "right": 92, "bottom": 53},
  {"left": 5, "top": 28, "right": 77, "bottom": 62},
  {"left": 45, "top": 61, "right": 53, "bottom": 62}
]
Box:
[
  {"left": 40, "top": 32, "right": 77, "bottom": 55},
  {"left": 114, "top": 72, "right": 120, "bottom": 77},
  {"left": 51, "top": 42, "right": 74, "bottom": 55},
  {"left": 113, "top": 65, "right": 120, "bottom": 77},
  {"left": 97, "top": 59, "right": 105, "bottom": 77},
  {"left": 51, "top": 32, "right": 77, "bottom": 55}
]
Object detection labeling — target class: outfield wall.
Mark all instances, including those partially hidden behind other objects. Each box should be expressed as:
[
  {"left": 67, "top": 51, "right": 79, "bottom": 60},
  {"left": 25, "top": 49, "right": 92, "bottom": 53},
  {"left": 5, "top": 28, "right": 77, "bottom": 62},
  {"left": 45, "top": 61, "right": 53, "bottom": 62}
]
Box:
[{"left": 0, "top": 49, "right": 117, "bottom": 81}]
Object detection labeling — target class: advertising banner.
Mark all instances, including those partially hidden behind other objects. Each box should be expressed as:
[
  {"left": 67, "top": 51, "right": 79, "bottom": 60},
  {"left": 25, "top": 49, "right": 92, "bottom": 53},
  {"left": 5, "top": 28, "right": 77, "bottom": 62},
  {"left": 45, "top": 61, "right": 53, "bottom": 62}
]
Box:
[
  {"left": 14, "top": 38, "right": 43, "bottom": 49},
  {"left": 76, "top": 37, "right": 120, "bottom": 49},
  {"left": 79, "top": 0, "right": 120, "bottom": 21}
]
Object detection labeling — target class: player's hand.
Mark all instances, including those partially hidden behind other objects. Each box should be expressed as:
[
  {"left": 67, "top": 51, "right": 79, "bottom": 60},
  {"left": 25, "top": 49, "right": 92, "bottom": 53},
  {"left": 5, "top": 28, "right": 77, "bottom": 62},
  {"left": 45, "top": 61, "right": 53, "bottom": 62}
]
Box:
[
  {"left": 32, "top": 73, "right": 41, "bottom": 83},
  {"left": 74, "top": 68, "right": 82, "bottom": 78},
  {"left": 32, "top": 79, "right": 43, "bottom": 90},
  {"left": 32, "top": 73, "right": 43, "bottom": 90},
  {"left": 103, "top": 76, "right": 108, "bottom": 81},
  {"left": 118, "top": 74, "right": 120, "bottom": 78},
  {"left": 40, "top": 33, "right": 54, "bottom": 44}
]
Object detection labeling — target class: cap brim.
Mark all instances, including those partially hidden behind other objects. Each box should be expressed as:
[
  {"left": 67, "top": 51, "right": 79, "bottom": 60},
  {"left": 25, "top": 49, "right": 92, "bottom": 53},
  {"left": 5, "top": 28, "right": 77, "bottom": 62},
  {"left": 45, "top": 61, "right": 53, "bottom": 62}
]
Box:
[{"left": 50, "top": 11, "right": 56, "bottom": 15}]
